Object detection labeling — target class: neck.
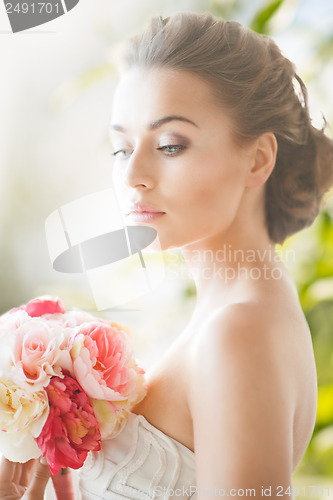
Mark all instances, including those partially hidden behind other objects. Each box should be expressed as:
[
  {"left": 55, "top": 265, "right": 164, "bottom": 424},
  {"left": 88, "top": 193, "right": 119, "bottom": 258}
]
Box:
[{"left": 180, "top": 230, "right": 281, "bottom": 316}]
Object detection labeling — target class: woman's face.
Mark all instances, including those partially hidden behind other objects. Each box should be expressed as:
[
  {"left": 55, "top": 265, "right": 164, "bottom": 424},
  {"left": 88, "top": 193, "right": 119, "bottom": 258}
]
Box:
[{"left": 110, "top": 67, "right": 255, "bottom": 250}]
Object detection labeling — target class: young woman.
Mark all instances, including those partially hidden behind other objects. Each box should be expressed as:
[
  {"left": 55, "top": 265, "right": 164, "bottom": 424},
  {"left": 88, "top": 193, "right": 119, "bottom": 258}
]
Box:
[{"left": 1, "top": 11, "right": 333, "bottom": 500}]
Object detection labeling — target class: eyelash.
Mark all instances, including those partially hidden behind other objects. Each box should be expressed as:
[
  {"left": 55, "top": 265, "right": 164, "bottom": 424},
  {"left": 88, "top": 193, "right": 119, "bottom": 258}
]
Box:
[
  {"left": 112, "top": 144, "right": 186, "bottom": 159},
  {"left": 156, "top": 145, "right": 186, "bottom": 156},
  {"left": 112, "top": 150, "right": 131, "bottom": 158}
]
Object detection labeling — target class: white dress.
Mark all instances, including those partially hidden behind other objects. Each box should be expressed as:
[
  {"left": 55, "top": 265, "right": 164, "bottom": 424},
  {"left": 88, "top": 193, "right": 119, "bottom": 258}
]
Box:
[{"left": 79, "top": 412, "right": 197, "bottom": 500}]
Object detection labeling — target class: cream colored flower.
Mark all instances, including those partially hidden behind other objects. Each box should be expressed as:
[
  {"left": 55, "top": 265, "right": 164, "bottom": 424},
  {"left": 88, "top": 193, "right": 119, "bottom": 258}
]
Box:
[{"left": 0, "top": 378, "right": 49, "bottom": 462}]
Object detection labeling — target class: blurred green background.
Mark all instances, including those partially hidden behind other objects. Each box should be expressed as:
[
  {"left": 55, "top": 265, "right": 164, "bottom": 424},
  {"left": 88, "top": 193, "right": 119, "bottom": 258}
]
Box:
[{"left": 1, "top": 0, "right": 333, "bottom": 494}]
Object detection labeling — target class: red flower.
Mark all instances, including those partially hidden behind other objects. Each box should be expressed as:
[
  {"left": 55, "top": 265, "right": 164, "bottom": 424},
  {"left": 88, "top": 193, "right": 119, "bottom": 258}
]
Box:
[
  {"left": 25, "top": 297, "right": 66, "bottom": 317},
  {"left": 36, "top": 374, "right": 101, "bottom": 475}
]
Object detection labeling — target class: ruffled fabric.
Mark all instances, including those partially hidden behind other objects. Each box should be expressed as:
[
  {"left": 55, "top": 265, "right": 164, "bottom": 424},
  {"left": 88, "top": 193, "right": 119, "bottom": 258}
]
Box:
[{"left": 79, "top": 412, "right": 197, "bottom": 500}]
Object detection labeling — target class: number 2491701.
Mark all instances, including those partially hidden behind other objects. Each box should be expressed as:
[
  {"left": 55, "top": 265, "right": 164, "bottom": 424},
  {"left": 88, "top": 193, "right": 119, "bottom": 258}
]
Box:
[{"left": 5, "top": 3, "right": 61, "bottom": 14}]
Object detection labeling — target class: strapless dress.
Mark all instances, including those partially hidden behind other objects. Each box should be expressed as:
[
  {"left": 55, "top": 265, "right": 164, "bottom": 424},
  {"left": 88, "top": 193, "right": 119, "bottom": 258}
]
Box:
[{"left": 79, "top": 412, "right": 197, "bottom": 500}]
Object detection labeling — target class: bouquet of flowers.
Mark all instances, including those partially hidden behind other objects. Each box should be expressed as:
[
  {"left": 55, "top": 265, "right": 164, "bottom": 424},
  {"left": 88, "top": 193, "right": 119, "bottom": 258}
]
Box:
[{"left": 0, "top": 296, "right": 147, "bottom": 498}]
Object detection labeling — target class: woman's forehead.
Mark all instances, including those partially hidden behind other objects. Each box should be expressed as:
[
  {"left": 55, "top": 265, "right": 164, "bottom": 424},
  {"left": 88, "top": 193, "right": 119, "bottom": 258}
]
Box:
[{"left": 111, "top": 67, "right": 224, "bottom": 128}]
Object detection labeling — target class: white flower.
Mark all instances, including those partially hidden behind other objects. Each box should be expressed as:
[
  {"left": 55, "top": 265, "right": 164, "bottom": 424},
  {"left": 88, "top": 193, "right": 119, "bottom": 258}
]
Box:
[{"left": 0, "top": 379, "right": 49, "bottom": 462}]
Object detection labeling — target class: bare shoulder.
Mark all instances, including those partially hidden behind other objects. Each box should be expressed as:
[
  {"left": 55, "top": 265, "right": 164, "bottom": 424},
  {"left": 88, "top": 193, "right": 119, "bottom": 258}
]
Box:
[
  {"left": 187, "top": 297, "right": 317, "bottom": 484},
  {"left": 188, "top": 279, "right": 316, "bottom": 387},
  {"left": 188, "top": 300, "right": 299, "bottom": 403},
  {"left": 188, "top": 298, "right": 305, "bottom": 372}
]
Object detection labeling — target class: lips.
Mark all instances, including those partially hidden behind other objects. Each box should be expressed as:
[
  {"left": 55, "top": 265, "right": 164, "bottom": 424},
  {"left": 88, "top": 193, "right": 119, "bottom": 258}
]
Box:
[{"left": 127, "top": 202, "right": 165, "bottom": 215}]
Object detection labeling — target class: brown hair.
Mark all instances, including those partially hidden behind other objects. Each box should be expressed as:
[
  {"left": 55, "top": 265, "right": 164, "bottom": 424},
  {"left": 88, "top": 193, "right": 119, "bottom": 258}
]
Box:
[{"left": 121, "top": 12, "right": 333, "bottom": 243}]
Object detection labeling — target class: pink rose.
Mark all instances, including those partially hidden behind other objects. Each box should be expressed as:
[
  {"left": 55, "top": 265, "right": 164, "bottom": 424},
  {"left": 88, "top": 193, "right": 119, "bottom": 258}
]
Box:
[
  {"left": 0, "top": 310, "right": 29, "bottom": 378},
  {"left": 36, "top": 374, "right": 101, "bottom": 475},
  {"left": 12, "top": 318, "right": 65, "bottom": 390},
  {"left": 70, "top": 322, "right": 142, "bottom": 402},
  {"left": 0, "top": 308, "right": 29, "bottom": 330}
]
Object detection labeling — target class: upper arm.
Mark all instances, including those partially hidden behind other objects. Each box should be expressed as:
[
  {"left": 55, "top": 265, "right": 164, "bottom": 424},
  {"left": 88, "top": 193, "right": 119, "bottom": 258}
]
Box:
[{"left": 188, "top": 304, "right": 295, "bottom": 496}]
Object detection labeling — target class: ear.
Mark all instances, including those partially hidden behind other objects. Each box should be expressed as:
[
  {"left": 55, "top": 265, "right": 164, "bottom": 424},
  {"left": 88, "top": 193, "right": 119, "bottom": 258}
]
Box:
[{"left": 245, "top": 133, "right": 277, "bottom": 188}]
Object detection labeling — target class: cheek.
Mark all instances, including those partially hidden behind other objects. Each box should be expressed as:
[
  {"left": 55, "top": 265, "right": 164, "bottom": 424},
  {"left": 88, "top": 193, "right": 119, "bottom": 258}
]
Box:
[{"left": 177, "top": 158, "right": 243, "bottom": 214}]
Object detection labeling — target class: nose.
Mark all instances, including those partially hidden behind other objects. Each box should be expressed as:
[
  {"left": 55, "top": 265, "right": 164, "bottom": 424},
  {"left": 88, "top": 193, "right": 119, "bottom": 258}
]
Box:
[{"left": 122, "top": 147, "right": 155, "bottom": 190}]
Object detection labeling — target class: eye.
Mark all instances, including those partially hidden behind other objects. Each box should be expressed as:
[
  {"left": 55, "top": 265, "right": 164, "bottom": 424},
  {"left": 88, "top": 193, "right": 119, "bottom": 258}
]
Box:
[
  {"left": 156, "top": 145, "right": 186, "bottom": 156},
  {"left": 112, "top": 149, "right": 132, "bottom": 159}
]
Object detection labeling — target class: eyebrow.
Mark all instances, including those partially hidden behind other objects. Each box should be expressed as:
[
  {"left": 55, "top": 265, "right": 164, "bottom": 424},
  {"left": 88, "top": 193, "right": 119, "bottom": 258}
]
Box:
[{"left": 110, "top": 115, "right": 199, "bottom": 133}]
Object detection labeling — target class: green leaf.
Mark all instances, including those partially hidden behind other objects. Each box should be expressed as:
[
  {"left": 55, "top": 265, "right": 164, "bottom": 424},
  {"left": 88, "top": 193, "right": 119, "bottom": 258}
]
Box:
[
  {"left": 316, "top": 385, "right": 333, "bottom": 427},
  {"left": 250, "top": 0, "right": 285, "bottom": 34}
]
